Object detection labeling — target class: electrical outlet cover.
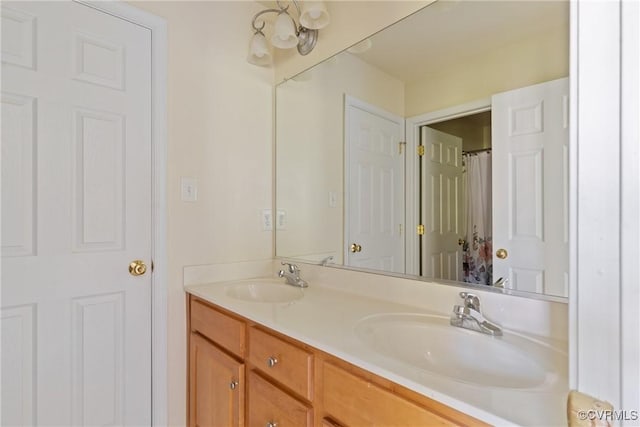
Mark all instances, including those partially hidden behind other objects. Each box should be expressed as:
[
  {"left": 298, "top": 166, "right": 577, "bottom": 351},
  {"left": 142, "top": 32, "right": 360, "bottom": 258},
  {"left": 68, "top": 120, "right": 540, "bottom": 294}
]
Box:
[{"left": 262, "top": 209, "right": 273, "bottom": 231}]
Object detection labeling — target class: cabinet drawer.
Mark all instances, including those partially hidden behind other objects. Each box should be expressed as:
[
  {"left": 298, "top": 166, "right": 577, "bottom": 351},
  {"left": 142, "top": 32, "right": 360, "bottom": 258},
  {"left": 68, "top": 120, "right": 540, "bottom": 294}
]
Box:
[
  {"left": 248, "top": 371, "right": 312, "bottom": 427},
  {"left": 191, "top": 299, "right": 246, "bottom": 357},
  {"left": 248, "top": 326, "right": 313, "bottom": 400},
  {"left": 322, "top": 362, "right": 459, "bottom": 427}
]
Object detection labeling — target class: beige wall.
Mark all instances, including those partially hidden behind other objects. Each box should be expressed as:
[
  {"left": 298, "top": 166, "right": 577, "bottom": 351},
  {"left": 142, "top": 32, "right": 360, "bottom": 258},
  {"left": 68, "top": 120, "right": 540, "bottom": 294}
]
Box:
[
  {"left": 276, "top": 52, "right": 404, "bottom": 262},
  {"left": 274, "top": 1, "right": 432, "bottom": 83},
  {"left": 405, "top": 25, "right": 569, "bottom": 116},
  {"left": 129, "top": 2, "right": 273, "bottom": 425}
]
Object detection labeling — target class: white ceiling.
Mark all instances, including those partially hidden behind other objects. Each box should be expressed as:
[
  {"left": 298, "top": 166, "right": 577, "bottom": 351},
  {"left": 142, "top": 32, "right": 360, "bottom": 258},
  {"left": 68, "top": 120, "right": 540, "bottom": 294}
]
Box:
[{"left": 344, "top": 0, "right": 569, "bottom": 84}]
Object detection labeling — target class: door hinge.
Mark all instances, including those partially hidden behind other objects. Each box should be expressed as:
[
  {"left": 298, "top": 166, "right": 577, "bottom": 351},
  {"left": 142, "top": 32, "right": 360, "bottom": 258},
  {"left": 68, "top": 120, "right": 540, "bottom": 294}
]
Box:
[
  {"left": 399, "top": 224, "right": 403, "bottom": 235},
  {"left": 417, "top": 145, "right": 425, "bottom": 156},
  {"left": 398, "top": 141, "right": 406, "bottom": 154},
  {"left": 151, "top": 260, "right": 155, "bottom": 273},
  {"left": 417, "top": 224, "right": 425, "bottom": 235}
]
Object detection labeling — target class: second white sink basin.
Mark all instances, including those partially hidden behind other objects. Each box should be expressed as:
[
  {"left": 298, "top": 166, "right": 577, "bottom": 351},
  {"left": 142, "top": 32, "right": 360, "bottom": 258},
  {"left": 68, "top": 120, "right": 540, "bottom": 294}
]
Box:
[
  {"left": 354, "top": 313, "right": 565, "bottom": 390},
  {"left": 225, "top": 279, "right": 304, "bottom": 303}
]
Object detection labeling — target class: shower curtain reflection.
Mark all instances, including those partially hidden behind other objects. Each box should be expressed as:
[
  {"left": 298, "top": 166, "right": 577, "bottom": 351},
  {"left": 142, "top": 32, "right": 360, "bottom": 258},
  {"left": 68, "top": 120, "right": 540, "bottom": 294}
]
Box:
[{"left": 462, "top": 151, "right": 493, "bottom": 285}]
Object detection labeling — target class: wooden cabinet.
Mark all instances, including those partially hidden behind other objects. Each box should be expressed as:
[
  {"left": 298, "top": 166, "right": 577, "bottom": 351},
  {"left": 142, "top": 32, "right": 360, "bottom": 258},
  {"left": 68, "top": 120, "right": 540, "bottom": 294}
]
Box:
[
  {"left": 191, "top": 299, "right": 246, "bottom": 358},
  {"left": 189, "top": 333, "right": 244, "bottom": 427},
  {"left": 322, "top": 361, "right": 455, "bottom": 427},
  {"left": 321, "top": 419, "right": 343, "bottom": 427},
  {"left": 187, "top": 295, "right": 488, "bottom": 427},
  {"left": 248, "top": 326, "right": 313, "bottom": 400},
  {"left": 247, "top": 371, "right": 313, "bottom": 427}
]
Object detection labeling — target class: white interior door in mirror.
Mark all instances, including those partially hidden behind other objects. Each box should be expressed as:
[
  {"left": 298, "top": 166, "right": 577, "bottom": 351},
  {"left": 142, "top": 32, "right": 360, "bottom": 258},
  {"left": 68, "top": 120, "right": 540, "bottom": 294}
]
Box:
[
  {"left": 345, "top": 96, "right": 405, "bottom": 273},
  {"left": 420, "top": 127, "right": 464, "bottom": 281},
  {"left": 492, "top": 77, "right": 569, "bottom": 296},
  {"left": 1, "top": 2, "right": 152, "bottom": 425}
]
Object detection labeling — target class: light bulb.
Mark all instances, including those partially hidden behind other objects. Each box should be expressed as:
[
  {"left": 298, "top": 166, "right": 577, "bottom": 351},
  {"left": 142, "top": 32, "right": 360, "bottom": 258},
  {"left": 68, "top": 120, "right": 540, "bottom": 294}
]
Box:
[
  {"left": 271, "top": 11, "right": 298, "bottom": 49},
  {"left": 299, "top": 1, "right": 329, "bottom": 30},
  {"left": 247, "top": 31, "right": 272, "bottom": 66}
]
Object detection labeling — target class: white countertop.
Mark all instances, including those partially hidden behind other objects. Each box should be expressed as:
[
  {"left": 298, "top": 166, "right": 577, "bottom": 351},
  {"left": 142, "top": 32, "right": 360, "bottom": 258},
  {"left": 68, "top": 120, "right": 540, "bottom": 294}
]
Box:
[{"left": 186, "top": 277, "right": 568, "bottom": 426}]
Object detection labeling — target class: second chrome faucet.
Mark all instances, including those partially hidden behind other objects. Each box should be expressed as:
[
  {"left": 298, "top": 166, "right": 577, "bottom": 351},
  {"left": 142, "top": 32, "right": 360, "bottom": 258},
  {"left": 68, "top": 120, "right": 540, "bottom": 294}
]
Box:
[
  {"left": 450, "top": 292, "right": 502, "bottom": 336},
  {"left": 278, "top": 262, "right": 308, "bottom": 288}
]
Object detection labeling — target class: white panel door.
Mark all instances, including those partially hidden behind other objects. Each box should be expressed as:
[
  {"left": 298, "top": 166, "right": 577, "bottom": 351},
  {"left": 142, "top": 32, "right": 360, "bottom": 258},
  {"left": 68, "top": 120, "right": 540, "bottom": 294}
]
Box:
[
  {"left": 345, "top": 98, "right": 405, "bottom": 273},
  {"left": 420, "top": 127, "right": 463, "bottom": 281},
  {"left": 1, "top": 2, "right": 152, "bottom": 425},
  {"left": 492, "top": 77, "right": 569, "bottom": 296}
]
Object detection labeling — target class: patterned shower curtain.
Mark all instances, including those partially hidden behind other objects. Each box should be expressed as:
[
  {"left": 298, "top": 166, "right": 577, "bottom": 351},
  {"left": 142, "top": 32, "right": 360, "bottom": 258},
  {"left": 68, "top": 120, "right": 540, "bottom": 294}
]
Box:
[{"left": 462, "top": 152, "right": 492, "bottom": 285}]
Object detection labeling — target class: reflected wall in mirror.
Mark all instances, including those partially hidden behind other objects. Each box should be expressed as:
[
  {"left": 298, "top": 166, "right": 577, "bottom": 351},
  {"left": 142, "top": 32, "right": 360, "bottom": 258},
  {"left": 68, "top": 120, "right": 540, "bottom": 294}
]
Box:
[{"left": 276, "top": 1, "right": 570, "bottom": 298}]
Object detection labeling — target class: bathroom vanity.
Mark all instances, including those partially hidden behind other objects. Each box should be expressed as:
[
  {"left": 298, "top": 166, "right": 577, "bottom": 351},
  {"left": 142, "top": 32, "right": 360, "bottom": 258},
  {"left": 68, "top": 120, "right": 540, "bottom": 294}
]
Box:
[
  {"left": 185, "top": 265, "right": 568, "bottom": 427},
  {"left": 188, "top": 294, "right": 486, "bottom": 427}
]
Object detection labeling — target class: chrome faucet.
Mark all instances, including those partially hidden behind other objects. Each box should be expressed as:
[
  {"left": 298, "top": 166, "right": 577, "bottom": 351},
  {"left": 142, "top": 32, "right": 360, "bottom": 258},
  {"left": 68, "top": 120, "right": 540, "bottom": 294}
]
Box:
[
  {"left": 278, "top": 262, "right": 308, "bottom": 288},
  {"left": 450, "top": 292, "right": 502, "bottom": 336},
  {"left": 493, "top": 277, "right": 509, "bottom": 288},
  {"left": 320, "top": 255, "right": 334, "bottom": 266}
]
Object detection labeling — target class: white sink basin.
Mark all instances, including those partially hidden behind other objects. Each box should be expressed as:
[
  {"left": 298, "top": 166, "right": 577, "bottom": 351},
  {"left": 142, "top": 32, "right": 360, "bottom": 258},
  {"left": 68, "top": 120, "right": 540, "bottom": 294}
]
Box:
[
  {"left": 354, "top": 313, "right": 565, "bottom": 389},
  {"left": 225, "top": 280, "right": 304, "bottom": 303}
]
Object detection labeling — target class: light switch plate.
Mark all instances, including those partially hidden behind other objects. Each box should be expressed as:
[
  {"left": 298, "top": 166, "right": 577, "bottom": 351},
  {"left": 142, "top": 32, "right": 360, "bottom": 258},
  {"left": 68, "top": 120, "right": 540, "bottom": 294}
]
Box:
[
  {"left": 181, "top": 177, "right": 198, "bottom": 202},
  {"left": 328, "top": 191, "right": 337, "bottom": 208},
  {"left": 276, "top": 210, "right": 286, "bottom": 230},
  {"left": 262, "top": 209, "right": 273, "bottom": 231}
]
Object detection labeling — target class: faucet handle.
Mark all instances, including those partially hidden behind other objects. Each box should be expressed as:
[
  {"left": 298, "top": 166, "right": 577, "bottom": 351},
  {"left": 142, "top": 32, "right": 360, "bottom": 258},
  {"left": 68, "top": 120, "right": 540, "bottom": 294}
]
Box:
[
  {"left": 280, "top": 261, "right": 299, "bottom": 273},
  {"left": 458, "top": 292, "right": 480, "bottom": 311}
]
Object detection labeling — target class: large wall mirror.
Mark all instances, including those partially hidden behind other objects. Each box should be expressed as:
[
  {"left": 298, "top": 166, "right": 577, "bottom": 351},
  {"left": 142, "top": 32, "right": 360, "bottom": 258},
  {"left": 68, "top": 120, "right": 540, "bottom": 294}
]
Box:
[{"left": 276, "top": 1, "right": 570, "bottom": 299}]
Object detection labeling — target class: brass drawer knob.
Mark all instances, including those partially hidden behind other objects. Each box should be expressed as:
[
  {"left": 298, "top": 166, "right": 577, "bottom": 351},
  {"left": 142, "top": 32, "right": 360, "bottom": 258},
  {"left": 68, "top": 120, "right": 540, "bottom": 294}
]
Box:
[{"left": 267, "top": 356, "right": 278, "bottom": 368}]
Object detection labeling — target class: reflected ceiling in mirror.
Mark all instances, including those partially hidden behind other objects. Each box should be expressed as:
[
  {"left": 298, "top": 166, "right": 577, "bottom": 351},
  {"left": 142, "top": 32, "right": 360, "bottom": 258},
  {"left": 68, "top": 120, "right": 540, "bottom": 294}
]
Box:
[{"left": 275, "top": 1, "right": 570, "bottom": 299}]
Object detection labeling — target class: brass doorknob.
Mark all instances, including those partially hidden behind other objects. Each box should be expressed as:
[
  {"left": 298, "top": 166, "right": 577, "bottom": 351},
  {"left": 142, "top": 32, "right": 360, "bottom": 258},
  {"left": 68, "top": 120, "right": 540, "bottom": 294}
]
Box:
[
  {"left": 496, "top": 249, "right": 508, "bottom": 259},
  {"left": 458, "top": 238, "right": 465, "bottom": 246},
  {"left": 129, "top": 260, "right": 147, "bottom": 276},
  {"left": 350, "top": 243, "right": 362, "bottom": 253}
]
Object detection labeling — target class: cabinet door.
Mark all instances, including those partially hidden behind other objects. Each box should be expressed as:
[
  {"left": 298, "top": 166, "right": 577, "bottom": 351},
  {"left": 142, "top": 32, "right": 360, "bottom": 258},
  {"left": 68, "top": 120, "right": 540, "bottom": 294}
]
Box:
[{"left": 189, "top": 333, "right": 245, "bottom": 427}]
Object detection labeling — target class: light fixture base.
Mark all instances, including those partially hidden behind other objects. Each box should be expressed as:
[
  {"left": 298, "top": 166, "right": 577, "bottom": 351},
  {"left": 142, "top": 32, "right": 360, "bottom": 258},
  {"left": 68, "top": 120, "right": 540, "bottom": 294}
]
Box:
[{"left": 297, "top": 27, "right": 318, "bottom": 56}]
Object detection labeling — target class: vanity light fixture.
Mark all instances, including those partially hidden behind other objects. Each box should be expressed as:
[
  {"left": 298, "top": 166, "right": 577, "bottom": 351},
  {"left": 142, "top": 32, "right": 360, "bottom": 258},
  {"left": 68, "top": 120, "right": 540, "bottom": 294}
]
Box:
[{"left": 247, "top": 0, "right": 330, "bottom": 67}]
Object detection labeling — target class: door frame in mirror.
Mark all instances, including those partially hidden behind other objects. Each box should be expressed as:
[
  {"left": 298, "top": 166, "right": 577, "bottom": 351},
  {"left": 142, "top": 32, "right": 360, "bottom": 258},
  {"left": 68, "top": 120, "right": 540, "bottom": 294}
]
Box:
[{"left": 405, "top": 98, "right": 491, "bottom": 276}]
